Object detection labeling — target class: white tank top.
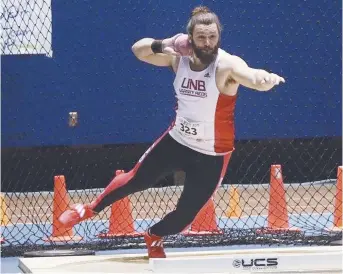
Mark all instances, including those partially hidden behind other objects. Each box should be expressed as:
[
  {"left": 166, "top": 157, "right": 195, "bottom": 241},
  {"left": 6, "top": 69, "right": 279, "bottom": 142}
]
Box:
[{"left": 169, "top": 49, "right": 237, "bottom": 156}]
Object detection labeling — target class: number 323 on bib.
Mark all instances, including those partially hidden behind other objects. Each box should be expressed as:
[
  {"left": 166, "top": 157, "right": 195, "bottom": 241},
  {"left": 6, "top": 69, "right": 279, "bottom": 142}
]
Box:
[{"left": 176, "top": 118, "right": 205, "bottom": 139}]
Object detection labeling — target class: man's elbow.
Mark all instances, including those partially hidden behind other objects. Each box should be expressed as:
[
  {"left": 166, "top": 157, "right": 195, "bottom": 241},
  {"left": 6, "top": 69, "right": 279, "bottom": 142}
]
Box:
[
  {"left": 131, "top": 38, "right": 145, "bottom": 57},
  {"left": 131, "top": 44, "right": 139, "bottom": 58}
]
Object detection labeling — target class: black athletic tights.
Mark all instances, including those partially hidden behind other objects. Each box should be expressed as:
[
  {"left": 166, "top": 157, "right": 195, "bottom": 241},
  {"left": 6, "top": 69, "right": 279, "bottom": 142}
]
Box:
[{"left": 92, "top": 131, "right": 231, "bottom": 237}]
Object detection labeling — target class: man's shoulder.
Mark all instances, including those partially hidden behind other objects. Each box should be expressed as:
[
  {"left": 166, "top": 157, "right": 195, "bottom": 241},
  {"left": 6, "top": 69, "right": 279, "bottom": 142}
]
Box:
[{"left": 217, "top": 49, "right": 247, "bottom": 70}]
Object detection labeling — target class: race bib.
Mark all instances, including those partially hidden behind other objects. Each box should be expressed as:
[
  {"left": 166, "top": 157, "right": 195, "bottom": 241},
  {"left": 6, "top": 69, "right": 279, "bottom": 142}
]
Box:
[{"left": 176, "top": 117, "right": 205, "bottom": 139}]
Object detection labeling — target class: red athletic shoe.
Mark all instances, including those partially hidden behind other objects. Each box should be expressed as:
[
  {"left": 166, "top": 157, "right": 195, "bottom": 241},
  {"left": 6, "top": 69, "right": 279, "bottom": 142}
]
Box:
[
  {"left": 58, "top": 203, "right": 95, "bottom": 228},
  {"left": 144, "top": 231, "right": 166, "bottom": 258}
]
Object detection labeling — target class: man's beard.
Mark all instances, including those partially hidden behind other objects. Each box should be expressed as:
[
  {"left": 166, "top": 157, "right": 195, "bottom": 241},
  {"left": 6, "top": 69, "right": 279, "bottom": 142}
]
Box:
[{"left": 191, "top": 39, "right": 219, "bottom": 65}]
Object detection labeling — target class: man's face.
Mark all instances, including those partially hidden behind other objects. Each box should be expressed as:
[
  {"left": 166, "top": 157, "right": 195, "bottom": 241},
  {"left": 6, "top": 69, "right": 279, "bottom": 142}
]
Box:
[{"left": 190, "top": 23, "right": 220, "bottom": 65}]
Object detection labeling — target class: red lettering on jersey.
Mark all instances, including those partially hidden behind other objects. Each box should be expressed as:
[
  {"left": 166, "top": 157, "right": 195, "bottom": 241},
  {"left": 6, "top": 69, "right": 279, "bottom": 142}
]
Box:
[
  {"left": 180, "top": 78, "right": 206, "bottom": 91},
  {"left": 181, "top": 78, "right": 188, "bottom": 88},
  {"left": 197, "top": 80, "right": 205, "bottom": 91},
  {"left": 189, "top": 79, "right": 197, "bottom": 90}
]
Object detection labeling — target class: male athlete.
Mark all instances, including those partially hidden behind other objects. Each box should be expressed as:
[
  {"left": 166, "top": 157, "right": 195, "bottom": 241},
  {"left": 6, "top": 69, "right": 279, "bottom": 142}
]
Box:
[{"left": 59, "top": 6, "right": 285, "bottom": 258}]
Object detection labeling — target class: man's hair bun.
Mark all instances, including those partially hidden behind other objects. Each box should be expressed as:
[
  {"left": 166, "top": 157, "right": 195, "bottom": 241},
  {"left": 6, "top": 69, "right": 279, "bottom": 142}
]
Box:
[{"left": 191, "top": 6, "right": 211, "bottom": 17}]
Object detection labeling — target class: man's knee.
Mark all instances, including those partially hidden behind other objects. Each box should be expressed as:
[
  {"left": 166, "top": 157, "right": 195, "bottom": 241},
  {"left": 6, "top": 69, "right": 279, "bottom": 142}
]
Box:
[
  {"left": 150, "top": 203, "right": 207, "bottom": 236},
  {"left": 173, "top": 206, "right": 200, "bottom": 226}
]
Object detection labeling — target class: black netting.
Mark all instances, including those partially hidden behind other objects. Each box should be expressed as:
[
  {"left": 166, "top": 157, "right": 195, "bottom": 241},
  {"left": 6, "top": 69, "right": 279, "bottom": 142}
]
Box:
[
  {"left": 1, "top": 164, "right": 342, "bottom": 257},
  {"left": 1, "top": 0, "right": 52, "bottom": 56}
]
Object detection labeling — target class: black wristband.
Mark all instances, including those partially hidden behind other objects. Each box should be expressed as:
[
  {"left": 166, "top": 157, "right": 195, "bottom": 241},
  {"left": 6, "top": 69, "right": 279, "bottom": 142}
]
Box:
[{"left": 151, "top": 40, "right": 163, "bottom": 54}]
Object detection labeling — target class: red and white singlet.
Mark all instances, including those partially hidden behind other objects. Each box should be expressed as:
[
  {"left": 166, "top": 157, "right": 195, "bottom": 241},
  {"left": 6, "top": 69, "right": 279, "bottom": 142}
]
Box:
[{"left": 169, "top": 49, "right": 237, "bottom": 156}]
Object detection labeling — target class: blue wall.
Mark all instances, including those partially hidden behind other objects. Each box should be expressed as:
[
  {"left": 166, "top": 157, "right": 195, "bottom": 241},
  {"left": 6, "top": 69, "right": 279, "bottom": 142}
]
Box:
[{"left": 2, "top": 0, "right": 342, "bottom": 147}]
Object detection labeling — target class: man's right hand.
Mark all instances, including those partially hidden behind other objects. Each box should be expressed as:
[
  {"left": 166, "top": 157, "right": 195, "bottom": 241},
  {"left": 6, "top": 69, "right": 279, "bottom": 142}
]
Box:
[{"left": 162, "top": 34, "right": 183, "bottom": 56}]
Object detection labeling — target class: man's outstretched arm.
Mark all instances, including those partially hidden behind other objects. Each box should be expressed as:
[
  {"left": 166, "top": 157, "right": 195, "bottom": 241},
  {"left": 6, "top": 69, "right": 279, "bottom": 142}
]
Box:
[{"left": 225, "top": 55, "right": 285, "bottom": 92}]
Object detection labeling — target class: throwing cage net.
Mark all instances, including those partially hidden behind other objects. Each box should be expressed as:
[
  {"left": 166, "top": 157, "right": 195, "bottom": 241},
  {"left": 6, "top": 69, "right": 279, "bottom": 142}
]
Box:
[{"left": 1, "top": 1, "right": 342, "bottom": 257}]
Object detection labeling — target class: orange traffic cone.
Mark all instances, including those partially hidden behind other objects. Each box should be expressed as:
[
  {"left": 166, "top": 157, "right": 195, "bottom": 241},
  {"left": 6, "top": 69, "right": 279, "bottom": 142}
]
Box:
[
  {"left": 183, "top": 196, "right": 222, "bottom": 235},
  {"left": 98, "top": 196, "right": 143, "bottom": 238},
  {"left": 0, "top": 194, "right": 9, "bottom": 226},
  {"left": 44, "top": 175, "right": 82, "bottom": 242},
  {"left": 1, "top": 193, "right": 9, "bottom": 244},
  {"left": 98, "top": 170, "right": 143, "bottom": 238},
  {"left": 226, "top": 186, "right": 242, "bottom": 218},
  {"left": 257, "top": 165, "right": 300, "bottom": 234},
  {"left": 331, "top": 166, "right": 342, "bottom": 231}
]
